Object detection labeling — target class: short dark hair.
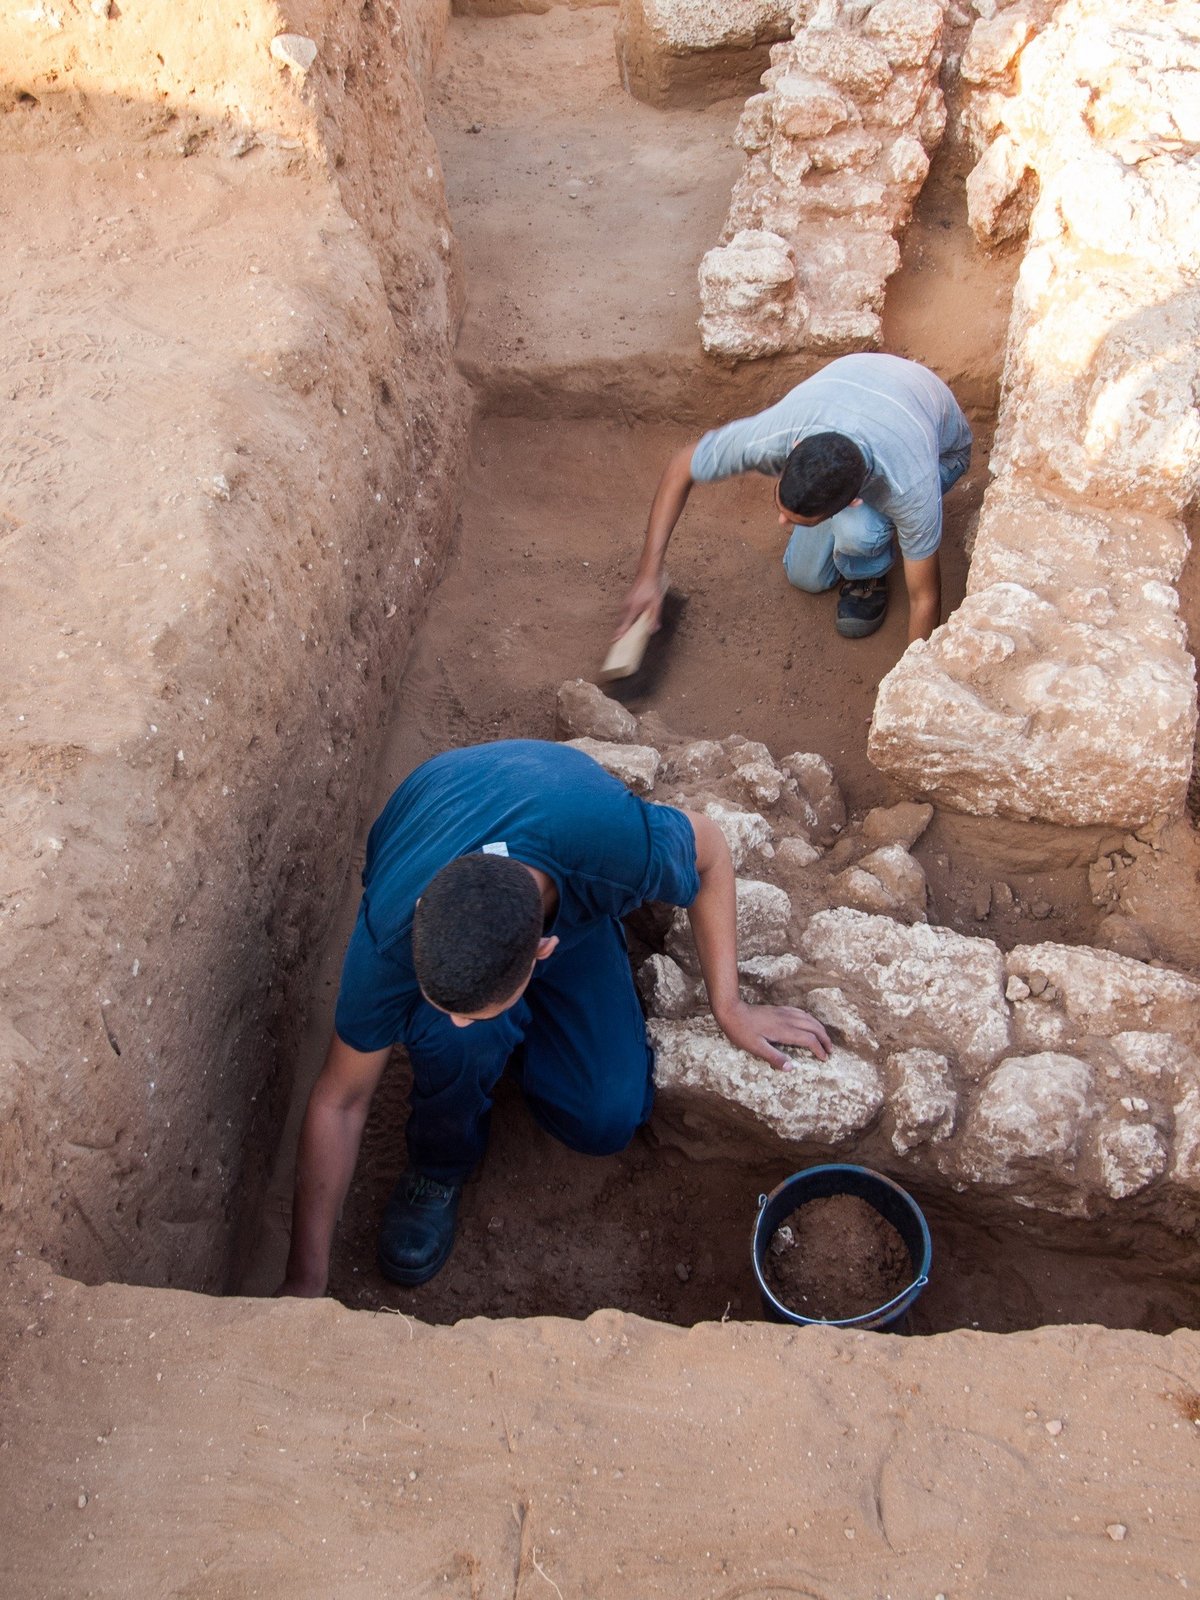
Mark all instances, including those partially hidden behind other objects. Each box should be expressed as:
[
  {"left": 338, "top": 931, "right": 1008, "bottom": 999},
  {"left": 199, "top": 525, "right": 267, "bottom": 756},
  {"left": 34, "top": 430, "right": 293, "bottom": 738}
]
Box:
[
  {"left": 412, "top": 853, "right": 544, "bottom": 1014},
  {"left": 778, "top": 433, "right": 866, "bottom": 520}
]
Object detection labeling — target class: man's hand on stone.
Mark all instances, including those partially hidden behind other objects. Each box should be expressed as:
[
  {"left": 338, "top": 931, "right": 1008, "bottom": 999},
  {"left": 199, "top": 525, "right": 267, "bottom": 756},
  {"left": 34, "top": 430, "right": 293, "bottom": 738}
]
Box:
[{"left": 715, "top": 999, "right": 831, "bottom": 1068}]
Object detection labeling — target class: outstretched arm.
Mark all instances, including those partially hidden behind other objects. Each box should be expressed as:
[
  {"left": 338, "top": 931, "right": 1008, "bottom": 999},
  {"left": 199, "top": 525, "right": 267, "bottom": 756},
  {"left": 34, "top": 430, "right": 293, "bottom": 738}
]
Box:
[
  {"left": 902, "top": 551, "right": 941, "bottom": 644},
  {"left": 612, "top": 442, "right": 698, "bottom": 639},
  {"left": 278, "top": 1033, "right": 391, "bottom": 1297},
  {"left": 681, "top": 811, "right": 831, "bottom": 1068}
]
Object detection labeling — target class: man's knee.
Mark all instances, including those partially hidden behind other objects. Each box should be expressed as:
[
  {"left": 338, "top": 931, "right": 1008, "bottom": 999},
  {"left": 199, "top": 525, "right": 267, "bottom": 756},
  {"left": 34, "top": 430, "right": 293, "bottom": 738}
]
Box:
[{"left": 527, "top": 1059, "right": 653, "bottom": 1157}]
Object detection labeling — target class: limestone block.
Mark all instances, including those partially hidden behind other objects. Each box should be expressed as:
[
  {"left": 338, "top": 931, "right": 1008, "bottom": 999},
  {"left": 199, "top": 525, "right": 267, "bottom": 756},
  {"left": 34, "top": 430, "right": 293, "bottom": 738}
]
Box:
[
  {"left": 806, "top": 986, "right": 880, "bottom": 1051},
  {"left": 737, "top": 953, "right": 807, "bottom": 1002},
  {"left": 702, "top": 801, "right": 773, "bottom": 869},
  {"left": 668, "top": 738, "right": 728, "bottom": 782},
  {"left": 650, "top": 1017, "right": 884, "bottom": 1143},
  {"left": 789, "top": 30, "right": 892, "bottom": 97},
  {"left": 960, "top": 10, "right": 1033, "bottom": 84},
  {"left": 665, "top": 876, "right": 792, "bottom": 971},
  {"left": 565, "top": 738, "right": 661, "bottom": 795},
  {"left": 780, "top": 751, "right": 845, "bottom": 840},
  {"left": 860, "top": 800, "right": 933, "bottom": 851},
  {"left": 734, "top": 877, "right": 793, "bottom": 956},
  {"left": 869, "top": 565, "right": 1197, "bottom": 831},
  {"left": 888, "top": 1047, "right": 957, "bottom": 1154},
  {"left": 698, "top": 231, "right": 808, "bottom": 359},
  {"left": 855, "top": 843, "right": 927, "bottom": 914},
  {"left": 1097, "top": 1120, "right": 1168, "bottom": 1199},
  {"left": 966, "top": 134, "right": 1036, "bottom": 245},
  {"left": 773, "top": 73, "right": 856, "bottom": 138},
  {"left": 963, "top": 1053, "right": 1095, "bottom": 1182},
  {"left": 616, "top": 0, "right": 794, "bottom": 108},
  {"left": 775, "top": 835, "right": 822, "bottom": 868},
  {"left": 1007, "top": 944, "right": 1200, "bottom": 1039},
  {"left": 1009, "top": 998, "right": 1075, "bottom": 1054},
  {"left": 556, "top": 679, "right": 639, "bottom": 744},
  {"left": 1172, "top": 1086, "right": 1200, "bottom": 1188},
  {"left": 1109, "top": 1031, "right": 1197, "bottom": 1082},
  {"left": 800, "top": 908, "right": 1010, "bottom": 1073},
  {"left": 862, "top": 0, "right": 943, "bottom": 68},
  {"left": 637, "top": 954, "right": 699, "bottom": 1019},
  {"left": 807, "top": 128, "right": 884, "bottom": 170}
]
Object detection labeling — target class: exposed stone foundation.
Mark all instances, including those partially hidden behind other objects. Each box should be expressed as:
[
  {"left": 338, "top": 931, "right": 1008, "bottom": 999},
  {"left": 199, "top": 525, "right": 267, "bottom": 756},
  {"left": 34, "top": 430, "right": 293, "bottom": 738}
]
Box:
[
  {"left": 869, "top": 0, "right": 1199, "bottom": 827},
  {"left": 698, "top": 0, "right": 946, "bottom": 358},
  {"left": 560, "top": 681, "right": 1200, "bottom": 1225}
]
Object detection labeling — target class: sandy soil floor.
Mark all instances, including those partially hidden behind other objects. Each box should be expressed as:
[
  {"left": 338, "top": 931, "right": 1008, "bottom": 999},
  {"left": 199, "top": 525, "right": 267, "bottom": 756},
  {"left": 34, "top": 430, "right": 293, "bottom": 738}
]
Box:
[{"left": 6, "top": 1265, "right": 1200, "bottom": 1598}]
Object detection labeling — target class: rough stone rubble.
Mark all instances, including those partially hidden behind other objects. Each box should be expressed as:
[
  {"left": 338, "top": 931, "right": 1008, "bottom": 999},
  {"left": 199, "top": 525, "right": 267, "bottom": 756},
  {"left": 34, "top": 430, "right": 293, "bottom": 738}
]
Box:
[
  {"left": 697, "top": 0, "right": 947, "bottom": 358},
  {"left": 870, "top": 0, "right": 1199, "bottom": 828},
  {"left": 560, "top": 681, "right": 1200, "bottom": 1222}
]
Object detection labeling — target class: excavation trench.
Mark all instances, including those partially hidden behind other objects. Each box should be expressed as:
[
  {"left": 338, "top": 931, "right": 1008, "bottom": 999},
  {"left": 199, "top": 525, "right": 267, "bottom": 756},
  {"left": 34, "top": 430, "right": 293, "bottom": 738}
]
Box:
[{"left": 241, "top": 7, "right": 1200, "bottom": 1339}]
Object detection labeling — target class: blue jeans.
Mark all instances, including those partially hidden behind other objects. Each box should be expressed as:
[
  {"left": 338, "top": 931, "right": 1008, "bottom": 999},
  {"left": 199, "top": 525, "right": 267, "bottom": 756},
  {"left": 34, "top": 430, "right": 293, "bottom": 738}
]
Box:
[
  {"left": 782, "top": 452, "right": 969, "bottom": 594},
  {"left": 401, "top": 916, "right": 654, "bottom": 1184}
]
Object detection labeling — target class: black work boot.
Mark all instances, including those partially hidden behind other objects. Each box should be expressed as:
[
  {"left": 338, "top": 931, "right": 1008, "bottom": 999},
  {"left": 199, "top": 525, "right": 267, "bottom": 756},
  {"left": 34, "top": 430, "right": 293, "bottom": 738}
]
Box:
[
  {"left": 835, "top": 575, "right": 888, "bottom": 638},
  {"left": 377, "top": 1170, "right": 462, "bottom": 1286}
]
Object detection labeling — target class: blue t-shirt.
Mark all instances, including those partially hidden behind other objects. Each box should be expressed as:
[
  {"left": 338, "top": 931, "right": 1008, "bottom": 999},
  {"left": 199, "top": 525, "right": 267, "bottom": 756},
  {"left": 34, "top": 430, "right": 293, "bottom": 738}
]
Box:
[
  {"left": 690, "top": 353, "right": 973, "bottom": 560},
  {"left": 334, "top": 740, "right": 701, "bottom": 1052}
]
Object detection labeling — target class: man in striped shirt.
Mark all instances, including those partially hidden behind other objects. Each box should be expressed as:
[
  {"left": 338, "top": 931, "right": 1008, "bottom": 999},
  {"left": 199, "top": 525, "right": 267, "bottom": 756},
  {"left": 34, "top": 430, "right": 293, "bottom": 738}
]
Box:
[{"left": 615, "top": 353, "right": 972, "bottom": 644}]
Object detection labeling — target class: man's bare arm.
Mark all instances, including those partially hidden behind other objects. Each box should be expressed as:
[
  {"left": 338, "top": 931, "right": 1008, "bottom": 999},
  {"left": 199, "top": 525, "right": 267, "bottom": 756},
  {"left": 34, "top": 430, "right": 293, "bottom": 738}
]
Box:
[
  {"left": 681, "top": 810, "right": 830, "bottom": 1068},
  {"left": 612, "top": 442, "right": 698, "bottom": 639},
  {"left": 902, "top": 551, "right": 941, "bottom": 644},
  {"left": 278, "top": 1033, "right": 391, "bottom": 1297}
]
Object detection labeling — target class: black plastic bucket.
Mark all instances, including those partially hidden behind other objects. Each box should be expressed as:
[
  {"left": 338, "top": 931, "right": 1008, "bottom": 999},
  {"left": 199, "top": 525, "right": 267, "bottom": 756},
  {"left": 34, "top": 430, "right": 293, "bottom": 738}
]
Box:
[{"left": 752, "top": 1163, "right": 932, "bottom": 1332}]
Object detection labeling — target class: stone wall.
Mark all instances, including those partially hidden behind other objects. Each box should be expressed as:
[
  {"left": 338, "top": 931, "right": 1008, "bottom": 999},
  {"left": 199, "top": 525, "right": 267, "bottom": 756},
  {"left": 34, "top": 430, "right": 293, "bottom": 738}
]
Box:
[
  {"left": 0, "top": 1, "right": 469, "bottom": 1287},
  {"left": 869, "top": 0, "right": 1199, "bottom": 827},
  {"left": 697, "top": 0, "right": 946, "bottom": 359},
  {"left": 615, "top": 0, "right": 793, "bottom": 108},
  {"left": 560, "top": 683, "right": 1200, "bottom": 1228}
]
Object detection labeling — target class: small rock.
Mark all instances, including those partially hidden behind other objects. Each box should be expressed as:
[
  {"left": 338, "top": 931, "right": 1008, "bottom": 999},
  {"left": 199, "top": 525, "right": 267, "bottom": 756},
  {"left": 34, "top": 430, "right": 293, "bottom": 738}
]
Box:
[
  {"left": 466, "top": 122, "right": 482, "bottom": 134},
  {"left": 1105, "top": 1523, "right": 1127, "bottom": 1542},
  {"left": 556, "top": 679, "right": 638, "bottom": 743},
  {"left": 674, "top": 1262, "right": 691, "bottom": 1283},
  {"left": 775, "top": 836, "right": 821, "bottom": 868},
  {"left": 973, "top": 883, "right": 993, "bottom": 920},
  {"left": 270, "top": 33, "right": 318, "bottom": 73},
  {"left": 1006, "top": 976, "right": 1031, "bottom": 1001},
  {"left": 992, "top": 881, "right": 1015, "bottom": 910},
  {"left": 77, "top": 1493, "right": 89, "bottom": 1510},
  {"left": 1031, "top": 899, "right": 1053, "bottom": 919},
  {"left": 1027, "top": 972, "right": 1048, "bottom": 996},
  {"left": 1045, "top": 1418, "right": 1063, "bottom": 1436}
]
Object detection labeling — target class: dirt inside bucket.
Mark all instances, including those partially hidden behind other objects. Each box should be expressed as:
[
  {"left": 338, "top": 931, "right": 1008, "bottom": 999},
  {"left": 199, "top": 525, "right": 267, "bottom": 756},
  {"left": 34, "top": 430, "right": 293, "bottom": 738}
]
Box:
[{"left": 765, "top": 1194, "right": 913, "bottom": 1322}]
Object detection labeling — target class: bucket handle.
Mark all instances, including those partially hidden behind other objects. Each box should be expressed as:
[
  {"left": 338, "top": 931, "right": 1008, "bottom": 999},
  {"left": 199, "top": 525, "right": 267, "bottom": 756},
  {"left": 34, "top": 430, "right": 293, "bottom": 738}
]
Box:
[{"left": 803, "top": 1274, "right": 930, "bottom": 1328}]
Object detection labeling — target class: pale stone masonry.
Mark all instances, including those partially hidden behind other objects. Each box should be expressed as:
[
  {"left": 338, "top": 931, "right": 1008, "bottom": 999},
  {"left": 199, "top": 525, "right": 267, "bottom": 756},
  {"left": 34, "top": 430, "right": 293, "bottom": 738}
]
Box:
[
  {"left": 697, "top": 0, "right": 946, "bottom": 358},
  {"left": 869, "top": 0, "right": 1199, "bottom": 829},
  {"left": 559, "top": 685, "right": 1200, "bottom": 1223}
]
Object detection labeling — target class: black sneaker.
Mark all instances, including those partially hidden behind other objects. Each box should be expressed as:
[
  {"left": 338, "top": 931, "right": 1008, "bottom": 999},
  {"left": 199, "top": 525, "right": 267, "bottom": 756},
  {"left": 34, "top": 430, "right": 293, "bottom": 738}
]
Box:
[
  {"left": 377, "top": 1170, "right": 462, "bottom": 1286},
  {"left": 835, "top": 576, "right": 888, "bottom": 638}
]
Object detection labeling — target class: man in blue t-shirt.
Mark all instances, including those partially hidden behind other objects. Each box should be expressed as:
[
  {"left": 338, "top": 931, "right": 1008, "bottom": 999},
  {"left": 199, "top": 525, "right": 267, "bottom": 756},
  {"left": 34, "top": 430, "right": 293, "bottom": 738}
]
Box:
[
  {"left": 614, "top": 352, "right": 972, "bottom": 645},
  {"left": 279, "top": 740, "right": 830, "bottom": 1295}
]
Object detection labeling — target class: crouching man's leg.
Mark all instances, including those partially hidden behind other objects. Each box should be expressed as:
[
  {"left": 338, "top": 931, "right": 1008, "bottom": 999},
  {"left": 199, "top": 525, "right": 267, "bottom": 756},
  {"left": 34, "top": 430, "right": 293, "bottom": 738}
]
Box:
[
  {"left": 380, "top": 1000, "right": 529, "bottom": 1285},
  {"left": 519, "top": 917, "right": 654, "bottom": 1155}
]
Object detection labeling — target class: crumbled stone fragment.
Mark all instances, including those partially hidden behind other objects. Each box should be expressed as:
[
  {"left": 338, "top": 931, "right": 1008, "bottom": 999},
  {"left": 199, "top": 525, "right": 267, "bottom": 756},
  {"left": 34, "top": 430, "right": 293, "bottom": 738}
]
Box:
[
  {"left": 565, "top": 738, "right": 660, "bottom": 795},
  {"left": 556, "top": 679, "right": 639, "bottom": 743},
  {"left": 889, "top": 1048, "right": 957, "bottom": 1153}
]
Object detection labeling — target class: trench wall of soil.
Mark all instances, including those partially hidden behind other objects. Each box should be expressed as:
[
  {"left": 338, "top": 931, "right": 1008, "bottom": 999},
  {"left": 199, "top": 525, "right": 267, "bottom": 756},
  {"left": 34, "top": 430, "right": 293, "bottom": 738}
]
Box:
[{"left": 0, "top": 0, "right": 469, "bottom": 1290}]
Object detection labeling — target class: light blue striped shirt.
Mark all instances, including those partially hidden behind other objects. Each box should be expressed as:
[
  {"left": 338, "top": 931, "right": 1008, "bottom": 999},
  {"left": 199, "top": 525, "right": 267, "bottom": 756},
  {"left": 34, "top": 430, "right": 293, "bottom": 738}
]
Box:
[{"left": 690, "top": 354, "right": 972, "bottom": 560}]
